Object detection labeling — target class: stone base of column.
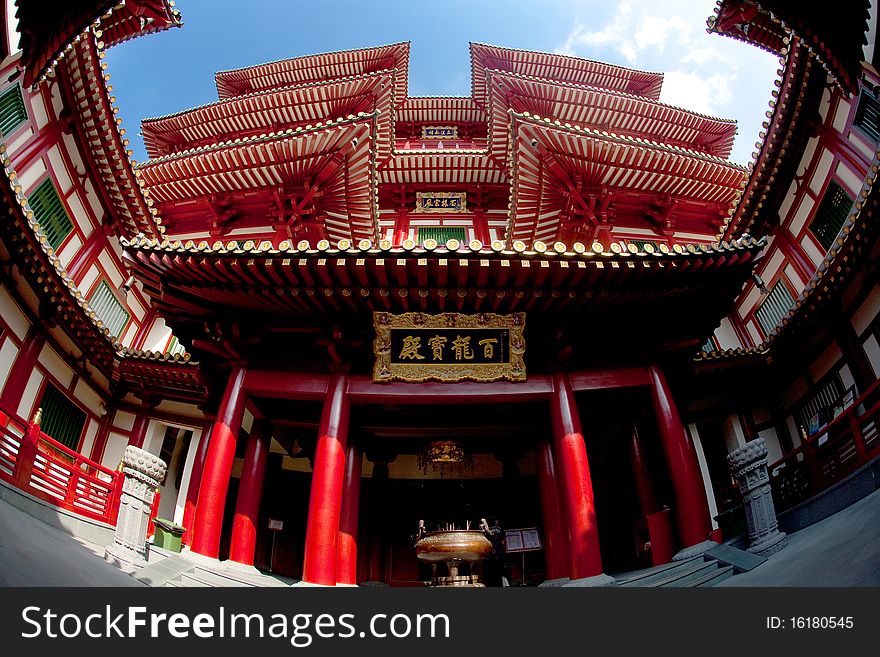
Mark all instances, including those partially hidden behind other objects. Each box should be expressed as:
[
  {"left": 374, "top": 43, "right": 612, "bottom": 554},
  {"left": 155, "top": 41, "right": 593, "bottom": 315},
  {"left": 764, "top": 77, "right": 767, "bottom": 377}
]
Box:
[
  {"left": 672, "top": 539, "right": 719, "bottom": 561},
  {"left": 291, "top": 580, "right": 336, "bottom": 587},
  {"left": 177, "top": 546, "right": 225, "bottom": 571},
  {"left": 537, "top": 577, "right": 570, "bottom": 587},
  {"left": 748, "top": 531, "right": 788, "bottom": 557},
  {"left": 221, "top": 559, "right": 265, "bottom": 578},
  {"left": 539, "top": 574, "right": 617, "bottom": 587},
  {"left": 563, "top": 573, "right": 617, "bottom": 587},
  {"left": 104, "top": 543, "right": 147, "bottom": 572}
]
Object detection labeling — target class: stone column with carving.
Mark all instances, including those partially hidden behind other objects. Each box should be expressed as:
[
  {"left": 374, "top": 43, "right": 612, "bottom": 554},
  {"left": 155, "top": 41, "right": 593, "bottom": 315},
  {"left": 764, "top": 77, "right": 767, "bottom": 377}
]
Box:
[
  {"left": 105, "top": 446, "right": 167, "bottom": 570},
  {"left": 727, "top": 438, "right": 787, "bottom": 556}
]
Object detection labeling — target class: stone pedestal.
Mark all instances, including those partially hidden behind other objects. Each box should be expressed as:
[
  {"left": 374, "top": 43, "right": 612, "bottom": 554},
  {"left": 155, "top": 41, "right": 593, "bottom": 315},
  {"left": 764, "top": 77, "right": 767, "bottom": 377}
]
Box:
[
  {"left": 727, "top": 438, "right": 787, "bottom": 556},
  {"left": 105, "top": 446, "right": 167, "bottom": 570}
]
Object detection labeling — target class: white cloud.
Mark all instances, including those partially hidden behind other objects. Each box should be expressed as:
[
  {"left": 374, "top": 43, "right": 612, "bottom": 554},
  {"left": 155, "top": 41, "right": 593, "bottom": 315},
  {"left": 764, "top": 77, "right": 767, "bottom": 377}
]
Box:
[
  {"left": 659, "top": 70, "right": 734, "bottom": 116},
  {"left": 553, "top": 0, "right": 781, "bottom": 163},
  {"left": 557, "top": 2, "right": 700, "bottom": 64},
  {"left": 633, "top": 15, "right": 692, "bottom": 54},
  {"left": 556, "top": 2, "right": 636, "bottom": 62}
]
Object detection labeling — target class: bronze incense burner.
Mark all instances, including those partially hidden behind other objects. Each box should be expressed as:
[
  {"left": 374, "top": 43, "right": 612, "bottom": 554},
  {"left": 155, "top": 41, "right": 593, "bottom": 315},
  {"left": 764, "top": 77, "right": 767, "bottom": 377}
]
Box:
[{"left": 414, "top": 519, "right": 494, "bottom": 587}]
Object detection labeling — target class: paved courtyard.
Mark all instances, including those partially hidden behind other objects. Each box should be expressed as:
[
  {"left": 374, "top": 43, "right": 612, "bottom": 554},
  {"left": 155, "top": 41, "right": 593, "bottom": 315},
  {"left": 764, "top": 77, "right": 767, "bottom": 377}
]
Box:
[{"left": 1, "top": 486, "right": 878, "bottom": 586}]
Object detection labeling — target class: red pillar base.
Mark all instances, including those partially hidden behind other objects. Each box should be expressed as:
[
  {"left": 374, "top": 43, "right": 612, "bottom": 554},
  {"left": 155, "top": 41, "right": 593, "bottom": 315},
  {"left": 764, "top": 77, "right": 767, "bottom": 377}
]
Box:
[
  {"left": 190, "top": 368, "right": 247, "bottom": 559},
  {"left": 229, "top": 421, "right": 270, "bottom": 566},
  {"left": 336, "top": 442, "right": 362, "bottom": 585},
  {"left": 649, "top": 366, "right": 713, "bottom": 553},
  {"left": 302, "top": 374, "right": 350, "bottom": 585},
  {"left": 550, "top": 373, "right": 608, "bottom": 582}
]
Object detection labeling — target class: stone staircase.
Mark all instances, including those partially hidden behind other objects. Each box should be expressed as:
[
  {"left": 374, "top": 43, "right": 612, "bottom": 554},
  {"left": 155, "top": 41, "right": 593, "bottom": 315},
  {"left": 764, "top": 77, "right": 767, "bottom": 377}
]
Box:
[
  {"left": 616, "top": 556, "right": 735, "bottom": 587},
  {"left": 133, "top": 545, "right": 295, "bottom": 587},
  {"left": 132, "top": 543, "right": 761, "bottom": 588},
  {"left": 615, "top": 543, "right": 766, "bottom": 587}
]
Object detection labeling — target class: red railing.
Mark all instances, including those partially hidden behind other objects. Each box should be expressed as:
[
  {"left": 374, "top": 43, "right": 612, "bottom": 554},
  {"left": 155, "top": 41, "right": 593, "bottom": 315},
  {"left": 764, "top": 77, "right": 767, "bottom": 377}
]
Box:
[
  {"left": 0, "top": 401, "right": 122, "bottom": 524},
  {"left": 770, "top": 378, "right": 880, "bottom": 510}
]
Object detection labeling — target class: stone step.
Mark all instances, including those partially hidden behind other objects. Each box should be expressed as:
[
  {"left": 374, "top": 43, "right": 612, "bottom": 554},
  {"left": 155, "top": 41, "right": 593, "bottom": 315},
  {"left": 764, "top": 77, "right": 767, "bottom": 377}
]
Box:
[
  {"left": 646, "top": 560, "right": 720, "bottom": 587},
  {"left": 694, "top": 565, "right": 735, "bottom": 587},
  {"left": 656, "top": 561, "right": 722, "bottom": 587},
  {"left": 178, "top": 568, "right": 256, "bottom": 587},
  {"left": 132, "top": 554, "right": 194, "bottom": 587},
  {"left": 617, "top": 557, "right": 704, "bottom": 587}
]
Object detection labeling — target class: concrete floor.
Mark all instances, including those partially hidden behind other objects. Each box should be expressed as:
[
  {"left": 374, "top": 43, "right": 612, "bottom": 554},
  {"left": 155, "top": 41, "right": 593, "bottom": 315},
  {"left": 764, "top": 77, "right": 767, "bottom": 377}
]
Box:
[
  {"left": 0, "top": 497, "right": 143, "bottom": 586},
  {"left": 0, "top": 486, "right": 878, "bottom": 587},
  {"left": 716, "top": 485, "right": 880, "bottom": 587}
]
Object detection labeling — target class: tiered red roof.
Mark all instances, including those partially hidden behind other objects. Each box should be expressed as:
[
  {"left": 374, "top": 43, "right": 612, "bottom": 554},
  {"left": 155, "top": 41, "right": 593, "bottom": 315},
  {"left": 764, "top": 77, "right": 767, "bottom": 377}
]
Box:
[
  {"left": 509, "top": 112, "right": 745, "bottom": 244},
  {"left": 215, "top": 42, "right": 411, "bottom": 103},
  {"left": 137, "top": 114, "right": 378, "bottom": 242},
  {"left": 469, "top": 43, "right": 664, "bottom": 108},
  {"left": 138, "top": 43, "right": 746, "bottom": 246},
  {"left": 142, "top": 71, "right": 396, "bottom": 162}
]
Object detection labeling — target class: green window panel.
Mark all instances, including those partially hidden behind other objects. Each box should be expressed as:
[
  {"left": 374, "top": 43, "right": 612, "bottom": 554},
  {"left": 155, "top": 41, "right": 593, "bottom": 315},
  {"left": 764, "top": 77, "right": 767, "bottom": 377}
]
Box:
[
  {"left": 28, "top": 178, "right": 74, "bottom": 250},
  {"left": 0, "top": 85, "right": 27, "bottom": 138},
  {"left": 38, "top": 383, "right": 86, "bottom": 451},
  {"left": 808, "top": 181, "right": 853, "bottom": 252},
  {"left": 417, "top": 226, "right": 467, "bottom": 245},
  {"left": 89, "top": 280, "right": 131, "bottom": 338},
  {"left": 854, "top": 90, "right": 880, "bottom": 143},
  {"left": 755, "top": 280, "right": 795, "bottom": 336}
]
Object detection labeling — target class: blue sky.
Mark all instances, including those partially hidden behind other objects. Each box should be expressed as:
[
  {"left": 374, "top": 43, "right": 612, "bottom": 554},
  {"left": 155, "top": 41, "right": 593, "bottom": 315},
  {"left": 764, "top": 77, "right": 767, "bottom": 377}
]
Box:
[{"left": 106, "top": 0, "right": 780, "bottom": 165}]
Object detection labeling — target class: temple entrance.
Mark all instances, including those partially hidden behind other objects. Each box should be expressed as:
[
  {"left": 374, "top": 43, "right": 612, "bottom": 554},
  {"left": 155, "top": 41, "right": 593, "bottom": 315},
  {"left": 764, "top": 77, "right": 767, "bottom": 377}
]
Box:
[
  {"left": 575, "top": 387, "right": 675, "bottom": 574},
  {"left": 204, "top": 371, "right": 707, "bottom": 585}
]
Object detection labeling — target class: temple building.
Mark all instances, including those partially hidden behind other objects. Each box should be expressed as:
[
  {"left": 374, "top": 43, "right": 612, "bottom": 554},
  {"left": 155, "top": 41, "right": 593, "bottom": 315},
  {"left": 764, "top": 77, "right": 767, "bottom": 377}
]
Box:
[{"left": 0, "top": 1, "right": 877, "bottom": 586}]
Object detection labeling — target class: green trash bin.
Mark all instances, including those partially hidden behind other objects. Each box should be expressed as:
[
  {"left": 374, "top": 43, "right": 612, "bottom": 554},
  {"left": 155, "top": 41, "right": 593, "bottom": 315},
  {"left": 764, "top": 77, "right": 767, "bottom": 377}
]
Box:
[{"left": 153, "top": 518, "right": 186, "bottom": 553}]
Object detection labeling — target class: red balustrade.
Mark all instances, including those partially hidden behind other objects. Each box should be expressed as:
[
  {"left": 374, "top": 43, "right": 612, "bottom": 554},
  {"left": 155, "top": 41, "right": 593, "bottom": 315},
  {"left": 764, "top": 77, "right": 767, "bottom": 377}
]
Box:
[
  {"left": 0, "top": 400, "right": 133, "bottom": 526},
  {"left": 770, "top": 378, "right": 880, "bottom": 510}
]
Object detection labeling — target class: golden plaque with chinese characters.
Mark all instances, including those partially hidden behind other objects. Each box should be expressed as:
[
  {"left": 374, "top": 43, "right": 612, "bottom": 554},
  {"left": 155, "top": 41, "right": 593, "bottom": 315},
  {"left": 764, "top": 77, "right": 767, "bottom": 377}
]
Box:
[{"left": 373, "top": 312, "right": 526, "bottom": 383}]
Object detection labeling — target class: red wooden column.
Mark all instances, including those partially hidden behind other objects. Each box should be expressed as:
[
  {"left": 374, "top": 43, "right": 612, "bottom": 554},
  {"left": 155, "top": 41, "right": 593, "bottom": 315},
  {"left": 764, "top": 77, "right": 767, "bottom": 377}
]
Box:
[
  {"left": 181, "top": 425, "right": 213, "bottom": 546},
  {"left": 549, "top": 372, "right": 604, "bottom": 580},
  {"left": 190, "top": 367, "right": 247, "bottom": 559},
  {"left": 649, "top": 366, "right": 713, "bottom": 552},
  {"left": 0, "top": 329, "right": 45, "bottom": 408},
  {"left": 536, "top": 439, "right": 570, "bottom": 580},
  {"left": 336, "top": 441, "right": 362, "bottom": 585},
  {"left": 302, "top": 374, "right": 350, "bottom": 585},
  {"left": 229, "top": 420, "right": 270, "bottom": 566},
  {"left": 127, "top": 413, "right": 149, "bottom": 449},
  {"left": 628, "top": 424, "right": 657, "bottom": 517}
]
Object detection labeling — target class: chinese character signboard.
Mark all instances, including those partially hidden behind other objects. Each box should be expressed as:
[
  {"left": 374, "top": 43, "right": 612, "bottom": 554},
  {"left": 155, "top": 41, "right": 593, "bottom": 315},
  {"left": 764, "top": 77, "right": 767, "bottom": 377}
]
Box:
[
  {"left": 373, "top": 312, "right": 526, "bottom": 382},
  {"left": 415, "top": 191, "right": 467, "bottom": 213},
  {"left": 421, "top": 125, "right": 458, "bottom": 140}
]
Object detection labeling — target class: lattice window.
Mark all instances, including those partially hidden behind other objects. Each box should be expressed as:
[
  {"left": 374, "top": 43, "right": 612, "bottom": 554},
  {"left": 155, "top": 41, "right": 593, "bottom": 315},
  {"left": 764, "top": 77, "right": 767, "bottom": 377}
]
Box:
[
  {"left": 755, "top": 280, "right": 795, "bottom": 336},
  {"left": 701, "top": 336, "right": 717, "bottom": 353},
  {"left": 854, "top": 90, "right": 880, "bottom": 143},
  {"left": 89, "top": 280, "right": 131, "bottom": 338},
  {"left": 796, "top": 375, "right": 845, "bottom": 435},
  {"left": 38, "top": 383, "right": 86, "bottom": 451},
  {"left": 417, "top": 226, "right": 466, "bottom": 245},
  {"left": 0, "top": 85, "right": 27, "bottom": 138},
  {"left": 808, "top": 181, "right": 854, "bottom": 252},
  {"left": 28, "top": 178, "right": 73, "bottom": 249}
]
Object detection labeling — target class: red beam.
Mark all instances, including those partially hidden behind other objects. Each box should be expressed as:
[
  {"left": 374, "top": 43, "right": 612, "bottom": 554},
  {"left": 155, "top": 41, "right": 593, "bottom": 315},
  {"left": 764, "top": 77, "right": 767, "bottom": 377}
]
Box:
[
  {"left": 567, "top": 367, "right": 651, "bottom": 390},
  {"left": 347, "top": 376, "right": 553, "bottom": 404},
  {"left": 244, "top": 371, "right": 330, "bottom": 399}
]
